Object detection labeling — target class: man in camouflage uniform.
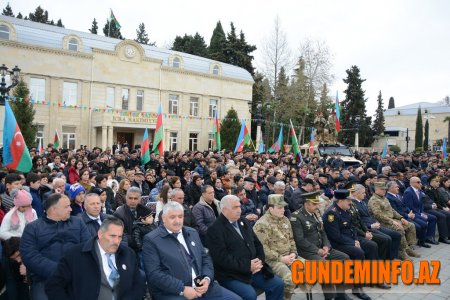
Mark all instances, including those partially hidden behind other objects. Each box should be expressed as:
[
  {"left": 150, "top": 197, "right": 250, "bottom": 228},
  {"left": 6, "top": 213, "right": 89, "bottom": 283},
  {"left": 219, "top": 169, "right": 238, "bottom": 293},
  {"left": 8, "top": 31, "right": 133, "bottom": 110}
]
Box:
[
  {"left": 368, "top": 182, "right": 420, "bottom": 260},
  {"left": 253, "top": 194, "right": 310, "bottom": 300},
  {"left": 290, "top": 191, "right": 352, "bottom": 300}
]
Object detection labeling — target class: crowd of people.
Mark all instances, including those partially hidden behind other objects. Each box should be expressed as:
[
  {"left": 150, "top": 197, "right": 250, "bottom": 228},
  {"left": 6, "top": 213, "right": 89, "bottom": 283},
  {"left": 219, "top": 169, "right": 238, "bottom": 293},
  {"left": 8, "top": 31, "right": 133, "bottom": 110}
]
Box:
[{"left": 0, "top": 142, "right": 450, "bottom": 300}]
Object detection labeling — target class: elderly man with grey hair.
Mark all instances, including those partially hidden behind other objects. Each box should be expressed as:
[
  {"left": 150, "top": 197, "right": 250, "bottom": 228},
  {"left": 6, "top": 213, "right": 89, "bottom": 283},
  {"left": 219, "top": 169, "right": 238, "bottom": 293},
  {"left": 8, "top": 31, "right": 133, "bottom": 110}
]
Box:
[
  {"left": 143, "top": 201, "right": 240, "bottom": 300},
  {"left": 114, "top": 186, "right": 142, "bottom": 249}
]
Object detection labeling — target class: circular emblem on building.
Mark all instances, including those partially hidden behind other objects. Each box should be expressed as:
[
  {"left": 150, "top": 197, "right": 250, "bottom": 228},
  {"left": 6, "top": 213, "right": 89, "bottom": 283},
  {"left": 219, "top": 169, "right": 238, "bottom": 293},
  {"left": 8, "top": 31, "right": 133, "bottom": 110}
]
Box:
[{"left": 125, "top": 45, "right": 136, "bottom": 58}]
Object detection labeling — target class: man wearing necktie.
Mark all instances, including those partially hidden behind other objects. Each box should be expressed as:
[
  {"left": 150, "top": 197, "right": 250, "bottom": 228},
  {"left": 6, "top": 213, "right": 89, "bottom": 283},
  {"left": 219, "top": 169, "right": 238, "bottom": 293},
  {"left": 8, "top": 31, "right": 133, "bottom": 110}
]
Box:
[
  {"left": 143, "top": 201, "right": 240, "bottom": 300},
  {"left": 81, "top": 193, "right": 111, "bottom": 238},
  {"left": 45, "top": 217, "right": 145, "bottom": 300},
  {"left": 114, "top": 187, "right": 141, "bottom": 249}
]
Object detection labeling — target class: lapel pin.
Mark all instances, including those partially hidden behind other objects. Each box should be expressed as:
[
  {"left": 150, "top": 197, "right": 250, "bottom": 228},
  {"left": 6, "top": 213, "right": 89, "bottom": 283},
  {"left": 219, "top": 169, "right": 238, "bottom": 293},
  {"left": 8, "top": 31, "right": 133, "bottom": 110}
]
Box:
[
  {"left": 122, "top": 264, "right": 127, "bottom": 270},
  {"left": 240, "top": 221, "right": 244, "bottom": 226},
  {"left": 191, "top": 241, "right": 196, "bottom": 247}
]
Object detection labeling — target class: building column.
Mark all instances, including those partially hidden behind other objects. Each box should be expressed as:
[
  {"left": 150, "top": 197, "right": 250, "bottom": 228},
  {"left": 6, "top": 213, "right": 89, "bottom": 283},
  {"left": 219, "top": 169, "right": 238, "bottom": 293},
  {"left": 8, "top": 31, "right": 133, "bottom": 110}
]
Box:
[
  {"left": 91, "top": 127, "right": 97, "bottom": 149},
  {"left": 101, "top": 126, "right": 107, "bottom": 150},
  {"left": 107, "top": 126, "right": 114, "bottom": 149}
]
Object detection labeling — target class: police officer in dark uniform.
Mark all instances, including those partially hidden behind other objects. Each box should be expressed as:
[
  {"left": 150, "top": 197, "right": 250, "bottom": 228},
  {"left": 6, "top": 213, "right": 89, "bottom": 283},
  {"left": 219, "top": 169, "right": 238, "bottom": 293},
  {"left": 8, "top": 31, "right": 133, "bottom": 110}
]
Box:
[
  {"left": 323, "top": 189, "right": 372, "bottom": 300},
  {"left": 290, "top": 191, "right": 351, "bottom": 300}
]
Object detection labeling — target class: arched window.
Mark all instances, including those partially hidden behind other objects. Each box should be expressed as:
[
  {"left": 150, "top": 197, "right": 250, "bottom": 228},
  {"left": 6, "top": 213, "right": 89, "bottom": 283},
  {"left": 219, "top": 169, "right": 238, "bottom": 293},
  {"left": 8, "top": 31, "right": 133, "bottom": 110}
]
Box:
[
  {"left": 68, "top": 38, "right": 78, "bottom": 51},
  {"left": 173, "top": 57, "right": 180, "bottom": 68},
  {"left": 212, "top": 65, "right": 220, "bottom": 75},
  {"left": 0, "top": 25, "right": 10, "bottom": 40}
]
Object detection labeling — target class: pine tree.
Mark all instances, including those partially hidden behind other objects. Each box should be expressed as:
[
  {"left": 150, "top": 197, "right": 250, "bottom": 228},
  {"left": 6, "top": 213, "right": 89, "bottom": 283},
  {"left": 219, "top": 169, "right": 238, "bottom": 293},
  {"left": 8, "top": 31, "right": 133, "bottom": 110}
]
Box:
[
  {"left": 11, "top": 79, "right": 37, "bottom": 147},
  {"left": 89, "top": 18, "right": 98, "bottom": 34},
  {"left": 236, "top": 30, "right": 256, "bottom": 75},
  {"left": 251, "top": 72, "right": 271, "bottom": 140},
  {"left": 424, "top": 119, "right": 429, "bottom": 151},
  {"left": 172, "top": 33, "right": 208, "bottom": 57},
  {"left": 16, "top": 12, "right": 22, "bottom": 19},
  {"left": 29, "top": 6, "right": 48, "bottom": 23},
  {"left": 103, "top": 19, "right": 124, "bottom": 39},
  {"left": 135, "top": 23, "right": 151, "bottom": 45},
  {"left": 318, "top": 83, "right": 333, "bottom": 114},
  {"left": 208, "top": 21, "right": 227, "bottom": 62},
  {"left": 340, "top": 66, "right": 374, "bottom": 146},
  {"left": 56, "top": 18, "right": 64, "bottom": 27},
  {"left": 2, "top": 3, "right": 14, "bottom": 17},
  {"left": 388, "top": 97, "right": 395, "bottom": 109},
  {"left": 220, "top": 108, "right": 241, "bottom": 150},
  {"left": 372, "top": 91, "right": 385, "bottom": 136},
  {"left": 224, "top": 22, "right": 239, "bottom": 65},
  {"left": 415, "top": 107, "right": 423, "bottom": 149}
]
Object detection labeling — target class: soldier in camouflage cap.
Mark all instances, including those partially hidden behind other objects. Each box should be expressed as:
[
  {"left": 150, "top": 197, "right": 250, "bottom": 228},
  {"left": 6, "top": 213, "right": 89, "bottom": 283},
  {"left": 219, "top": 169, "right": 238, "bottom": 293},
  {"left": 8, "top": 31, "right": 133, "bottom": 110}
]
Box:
[{"left": 253, "top": 194, "right": 310, "bottom": 300}]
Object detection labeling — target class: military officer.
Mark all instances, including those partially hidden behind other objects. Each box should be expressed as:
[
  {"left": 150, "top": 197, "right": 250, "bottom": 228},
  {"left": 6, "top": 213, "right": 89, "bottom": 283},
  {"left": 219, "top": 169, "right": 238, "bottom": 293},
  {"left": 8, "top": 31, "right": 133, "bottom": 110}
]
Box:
[
  {"left": 253, "top": 194, "right": 310, "bottom": 300},
  {"left": 322, "top": 190, "right": 372, "bottom": 300},
  {"left": 290, "top": 191, "right": 351, "bottom": 300},
  {"left": 368, "top": 182, "right": 420, "bottom": 260}
]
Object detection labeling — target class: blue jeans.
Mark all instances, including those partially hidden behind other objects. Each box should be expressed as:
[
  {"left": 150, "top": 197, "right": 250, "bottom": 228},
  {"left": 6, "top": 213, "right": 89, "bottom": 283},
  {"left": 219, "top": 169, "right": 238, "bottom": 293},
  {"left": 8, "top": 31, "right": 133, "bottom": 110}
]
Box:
[{"left": 220, "top": 272, "right": 284, "bottom": 300}]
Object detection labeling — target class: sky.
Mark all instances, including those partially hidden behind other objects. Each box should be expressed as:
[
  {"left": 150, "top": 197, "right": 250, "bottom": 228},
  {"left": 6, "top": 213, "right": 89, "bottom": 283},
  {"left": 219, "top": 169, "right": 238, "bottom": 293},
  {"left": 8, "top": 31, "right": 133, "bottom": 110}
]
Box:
[{"left": 7, "top": 0, "right": 450, "bottom": 115}]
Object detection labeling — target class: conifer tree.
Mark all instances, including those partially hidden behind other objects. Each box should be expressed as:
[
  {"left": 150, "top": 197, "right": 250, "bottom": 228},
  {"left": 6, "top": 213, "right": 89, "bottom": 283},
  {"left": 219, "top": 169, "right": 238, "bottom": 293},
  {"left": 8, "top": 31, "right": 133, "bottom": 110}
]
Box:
[
  {"left": 424, "top": 119, "right": 429, "bottom": 151},
  {"left": 372, "top": 91, "right": 385, "bottom": 136},
  {"left": 208, "top": 21, "right": 227, "bottom": 62},
  {"left": 388, "top": 96, "right": 395, "bottom": 109},
  {"left": 172, "top": 33, "right": 207, "bottom": 57},
  {"left": 220, "top": 108, "right": 241, "bottom": 150},
  {"left": 318, "top": 83, "right": 333, "bottom": 114},
  {"left": 89, "top": 18, "right": 98, "bottom": 34},
  {"left": 11, "top": 79, "right": 37, "bottom": 147},
  {"left": 56, "top": 18, "right": 64, "bottom": 27},
  {"left": 16, "top": 12, "right": 23, "bottom": 19},
  {"left": 415, "top": 107, "right": 423, "bottom": 149},
  {"left": 2, "top": 3, "right": 14, "bottom": 17},
  {"left": 135, "top": 23, "right": 155, "bottom": 45},
  {"left": 103, "top": 19, "right": 124, "bottom": 39},
  {"left": 29, "top": 6, "right": 48, "bottom": 23}
]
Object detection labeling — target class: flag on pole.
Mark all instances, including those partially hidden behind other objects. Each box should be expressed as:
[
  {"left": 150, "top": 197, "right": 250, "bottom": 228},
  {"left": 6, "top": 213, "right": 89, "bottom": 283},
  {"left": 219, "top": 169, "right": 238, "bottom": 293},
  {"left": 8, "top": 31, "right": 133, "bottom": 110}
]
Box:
[
  {"left": 309, "top": 128, "right": 316, "bottom": 156},
  {"left": 443, "top": 137, "right": 447, "bottom": 162},
  {"left": 290, "top": 120, "right": 303, "bottom": 163},
  {"left": 257, "top": 130, "right": 265, "bottom": 153},
  {"left": 381, "top": 139, "right": 388, "bottom": 158},
  {"left": 269, "top": 127, "right": 283, "bottom": 153},
  {"left": 141, "top": 128, "right": 150, "bottom": 165},
  {"left": 152, "top": 103, "right": 164, "bottom": 155},
  {"left": 335, "top": 91, "right": 341, "bottom": 133},
  {"left": 234, "top": 119, "right": 250, "bottom": 153},
  {"left": 2, "top": 101, "right": 32, "bottom": 173},
  {"left": 53, "top": 129, "right": 60, "bottom": 149},
  {"left": 38, "top": 138, "right": 44, "bottom": 155},
  {"left": 109, "top": 9, "right": 121, "bottom": 29},
  {"left": 212, "top": 110, "right": 221, "bottom": 151}
]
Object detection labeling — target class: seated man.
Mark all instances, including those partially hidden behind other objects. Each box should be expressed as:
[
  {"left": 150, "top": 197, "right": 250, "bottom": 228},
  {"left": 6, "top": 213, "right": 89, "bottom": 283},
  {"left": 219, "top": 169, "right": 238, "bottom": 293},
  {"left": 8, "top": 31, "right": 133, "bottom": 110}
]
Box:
[
  {"left": 206, "top": 195, "right": 284, "bottom": 300},
  {"left": 143, "top": 201, "right": 239, "bottom": 300}
]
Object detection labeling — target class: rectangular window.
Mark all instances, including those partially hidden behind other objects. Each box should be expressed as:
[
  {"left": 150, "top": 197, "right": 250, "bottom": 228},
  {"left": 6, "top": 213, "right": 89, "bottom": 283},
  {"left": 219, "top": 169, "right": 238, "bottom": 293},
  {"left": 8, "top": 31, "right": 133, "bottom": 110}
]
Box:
[
  {"left": 170, "top": 132, "right": 178, "bottom": 151},
  {"left": 106, "top": 87, "right": 115, "bottom": 108},
  {"left": 169, "top": 94, "right": 179, "bottom": 115},
  {"left": 36, "top": 124, "right": 44, "bottom": 147},
  {"left": 122, "top": 88, "right": 129, "bottom": 110},
  {"left": 209, "top": 99, "right": 218, "bottom": 118},
  {"left": 189, "top": 133, "right": 198, "bottom": 151},
  {"left": 63, "top": 82, "right": 77, "bottom": 106},
  {"left": 208, "top": 132, "right": 213, "bottom": 150},
  {"left": 30, "top": 78, "right": 45, "bottom": 102},
  {"left": 62, "top": 126, "right": 76, "bottom": 150},
  {"left": 189, "top": 97, "right": 198, "bottom": 116},
  {"left": 137, "top": 90, "right": 144, "bottom": 111}
]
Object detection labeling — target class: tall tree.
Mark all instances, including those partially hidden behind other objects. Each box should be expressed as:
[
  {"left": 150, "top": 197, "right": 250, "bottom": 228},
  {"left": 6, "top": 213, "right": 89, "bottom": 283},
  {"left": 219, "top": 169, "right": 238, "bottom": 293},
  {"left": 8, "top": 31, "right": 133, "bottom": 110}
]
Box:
[
  {"left": 220, "top": 108, "right": 241, "bottom": 150},
  {"left": 251, "top": 72, "right": 271, "bottom": 140},
  {"left": 172, "top": 33, "right": 208, "bottom": 57},
  {"left": 388, "top": 96, "right": 395, "bottom": 109},
  {"left": 56, "top": 18, "right": 64, "bottom": 27},
  {"left": 2, "top": 3, "right": 14, "bottom": 17},
  {"left": 28, "top": 6, "right": 48, "bottom": 23},
  {"left": 339, "top": 66, "right": 373, "bottom": 146},
  {"left": 103, "top": 19, "right": 124, "bottom": 39},
  {"left": 318, "top": 83, "right": 333, "bottom": 115},
  {"left": 442, "top": 95, "right": 450, "bottom": 106},
  {"left": 415, "top": 107, "right": 423, "bottom": 149},
  {"left": 260, "top": 15, "right": 293, "bottom": 96},
  {"left": 372, "top": 91, "right": 385, "bottom": 136},
  {"left": 222, "top": 23, "right": 256, "bottom": 75},
  {"left": 89, "top": 18, "right": 98, "bottom": 34},
  {"left": 16, "top": 12, "right": 23, "bottom": 19},
  {"left": 424, "top": 119, "right": 429, "bottom": 151},
  {"left": 11, "top": 79, "right": 37, "bottom": 147},
  {"left": 135, "top": 22, "right": 155, "bottom": 45},
  {"left": 208, "top": 21, "right": 227, "bottom": 62}
]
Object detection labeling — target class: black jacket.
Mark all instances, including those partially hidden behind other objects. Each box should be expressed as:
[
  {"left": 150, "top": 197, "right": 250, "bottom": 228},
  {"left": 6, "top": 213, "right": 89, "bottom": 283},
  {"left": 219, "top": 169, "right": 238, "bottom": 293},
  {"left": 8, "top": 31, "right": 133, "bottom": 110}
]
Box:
[{"left": 132, "top": 221, "right": 156, "bottom": 251}]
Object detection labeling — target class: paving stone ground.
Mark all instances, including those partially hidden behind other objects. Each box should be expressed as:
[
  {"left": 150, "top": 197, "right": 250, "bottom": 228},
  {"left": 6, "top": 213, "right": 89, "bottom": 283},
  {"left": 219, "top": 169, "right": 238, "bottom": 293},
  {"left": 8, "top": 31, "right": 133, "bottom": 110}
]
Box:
[{"left": 259, "top": 242, "right": 450, "bottom": 300}]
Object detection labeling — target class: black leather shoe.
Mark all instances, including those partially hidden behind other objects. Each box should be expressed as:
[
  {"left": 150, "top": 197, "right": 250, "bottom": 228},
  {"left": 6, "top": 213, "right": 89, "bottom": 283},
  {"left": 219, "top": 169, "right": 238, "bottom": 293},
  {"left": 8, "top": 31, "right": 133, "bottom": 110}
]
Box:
[
  {"left": 438, "top": 237, "right": 450, "bottom": 244},
  {"left": 335, "top": 293, "right": 353, "bottom": 300},
  {"left": 425, "top": 238, "right": 439, "bottom": 245},
  {"left": 376, "top": 283, "right": 391, "bottom": 289},
  {"left": 352, "top": 289, "right": 372, "bottom": 300},
  {"left": 418, "top": 240, "right": 431, "bottom": 248}
]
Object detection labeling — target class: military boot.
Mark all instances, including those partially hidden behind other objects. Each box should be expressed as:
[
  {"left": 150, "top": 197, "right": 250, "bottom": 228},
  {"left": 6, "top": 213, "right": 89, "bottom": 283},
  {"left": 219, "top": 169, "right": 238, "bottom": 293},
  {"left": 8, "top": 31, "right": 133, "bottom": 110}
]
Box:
[
  {"left": 398, "top": 250, "right": 412, "bottom": 260},
  {"left": 406, "top": 248, "right": 421, "bottom": 258},
  {"left": 284, "top": 292, "right": 294, "bottom": 300}
]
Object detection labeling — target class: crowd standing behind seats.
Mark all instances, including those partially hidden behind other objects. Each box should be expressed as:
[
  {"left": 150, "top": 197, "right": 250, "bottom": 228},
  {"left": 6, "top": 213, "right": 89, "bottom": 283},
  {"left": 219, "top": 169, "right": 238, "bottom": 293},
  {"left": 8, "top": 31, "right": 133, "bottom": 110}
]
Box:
[{"left": 0, "top": 143, "right": 449, "bottom": 300}]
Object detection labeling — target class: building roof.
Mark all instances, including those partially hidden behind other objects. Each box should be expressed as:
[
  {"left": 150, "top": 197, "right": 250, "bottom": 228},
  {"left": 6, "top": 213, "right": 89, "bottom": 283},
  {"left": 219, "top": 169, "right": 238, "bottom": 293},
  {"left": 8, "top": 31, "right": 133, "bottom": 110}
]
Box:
[
  {"left": 385, "top": 126, "right": 408, "bottom": 132},
  {"left": 0, "top": 15, "right": 254, "bottom": 83},
  {"left": 384, "top": 101, "right": 450, "bottom": 116}
]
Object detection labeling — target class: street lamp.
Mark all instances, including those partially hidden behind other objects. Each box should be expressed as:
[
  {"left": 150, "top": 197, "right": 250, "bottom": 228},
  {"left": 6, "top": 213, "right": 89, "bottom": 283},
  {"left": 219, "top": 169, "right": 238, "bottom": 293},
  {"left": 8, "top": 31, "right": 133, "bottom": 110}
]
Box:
[
  {"left": 0, "top": 64, "right": 21, "bottom": 106},
  {"left": 354, "top": 116, "right": 360, "bottom": 151},
  {"left": 255, "top": 101, "right": 262, "bottom": 150}
]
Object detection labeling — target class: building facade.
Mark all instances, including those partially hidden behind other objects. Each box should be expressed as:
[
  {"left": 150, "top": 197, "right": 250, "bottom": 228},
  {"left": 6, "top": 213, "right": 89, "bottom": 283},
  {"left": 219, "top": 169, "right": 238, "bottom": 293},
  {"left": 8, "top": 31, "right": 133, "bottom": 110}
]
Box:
[{"left": 0, "top": 15, "right": 253, "bottom": 151}]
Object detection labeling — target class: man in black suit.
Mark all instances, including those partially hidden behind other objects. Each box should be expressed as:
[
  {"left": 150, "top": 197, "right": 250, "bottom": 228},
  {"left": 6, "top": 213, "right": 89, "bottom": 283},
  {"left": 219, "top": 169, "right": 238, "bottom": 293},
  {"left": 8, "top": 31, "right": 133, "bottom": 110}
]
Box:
[
  {"left": 206, "top": 195, "right": 284, "bottom": 300},
  {"left": 45, "top": 217, "right": 145, "bottom": 300},
  {"left": 80, "top": 193, "right": 111, "bottom": 237}
]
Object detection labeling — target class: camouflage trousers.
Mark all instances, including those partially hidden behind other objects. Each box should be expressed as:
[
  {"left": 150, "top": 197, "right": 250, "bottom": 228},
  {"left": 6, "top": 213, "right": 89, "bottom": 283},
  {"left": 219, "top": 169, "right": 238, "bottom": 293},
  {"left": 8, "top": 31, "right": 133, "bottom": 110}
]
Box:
[
  {"left": 268, "top": 257, "right": 313, "bottom": 297},
  {"left": 383, "top": 221, "right": 417, "bottom": 251}
]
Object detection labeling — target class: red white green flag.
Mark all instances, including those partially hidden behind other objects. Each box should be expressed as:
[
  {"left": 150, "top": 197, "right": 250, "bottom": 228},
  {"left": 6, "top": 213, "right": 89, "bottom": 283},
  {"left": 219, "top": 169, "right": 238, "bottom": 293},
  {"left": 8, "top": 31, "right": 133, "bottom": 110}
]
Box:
[
  {"left": 212, "top": 110, "right": 221, "bottom": 151},
  {"left": 53, "top": 129, "right": 60, "bottom": 149},
  {"left": 152, "top": 103, "right": 164, "bottom": 155},
  {"left": 290, "top": 120, "right": 303, "bottom": 163},
  {"left": 141, "top": 128, "right": 150, "bottom": 165}
]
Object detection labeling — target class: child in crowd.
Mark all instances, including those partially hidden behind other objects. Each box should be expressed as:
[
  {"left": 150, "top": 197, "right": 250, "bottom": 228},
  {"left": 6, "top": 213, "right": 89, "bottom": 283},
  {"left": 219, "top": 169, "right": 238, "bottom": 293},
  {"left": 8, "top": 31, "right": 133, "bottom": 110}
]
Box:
[{"left": 132, "top": 204, "right": 156, "bottom": 269}]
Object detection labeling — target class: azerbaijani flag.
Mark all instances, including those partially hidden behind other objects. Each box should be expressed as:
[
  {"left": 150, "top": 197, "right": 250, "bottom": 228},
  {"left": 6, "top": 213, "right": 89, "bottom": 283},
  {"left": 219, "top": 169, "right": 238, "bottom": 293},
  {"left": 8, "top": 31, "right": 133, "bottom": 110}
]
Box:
[
  {"left": 269, "top": 127, "right": 283, "bottom": 153},
  {"left": 152, "top": 103, "right": 164, "bottom": 155},
  {"left": 141, "top": 128, "right": 150, "bottom": 165},
  {"left": 53, "top": 129, "right": 60, "bottom": 149},
  {"left": 335, "top": 91, "right": 341, "bottom": 133},
  {"left": 257, "top": 130, "right": 265, "bottom": 153},
  {"left": 109, "top": 9, "right": 121, "bottom": 29},
  {"left": 38, "top": 138, "right": 44, "bottom": 155},
  {"left": 443, "top": 137, "right": 447, "bottom": 162},
  {"left": 212, "top": 110, "right": 221, "bottom": 151},
  {"left": 309, "top": 128, "right": 316, "bottom": 156},
  {"left": 234, "top": 119, "right": 250, "bottom": 153},
  {"left": 2, "top": 101, "right": 32, "bottom": 173},
  {"left": 290, "top": 120, "right": 303, "bottom": 163},
  {"left": 381, "top": 139, "right": 388, "bottom": 158}
]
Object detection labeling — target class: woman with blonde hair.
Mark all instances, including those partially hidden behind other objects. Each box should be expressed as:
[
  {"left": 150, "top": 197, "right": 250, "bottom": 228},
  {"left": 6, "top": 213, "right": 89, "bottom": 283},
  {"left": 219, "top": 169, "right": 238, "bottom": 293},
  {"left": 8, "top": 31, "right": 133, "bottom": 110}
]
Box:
[
  {"left": 154, "top": 184, "right": 172, "bottom": 224},
  {"left": 114, "top": 178, "right": 131, "bottom": 209}
]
